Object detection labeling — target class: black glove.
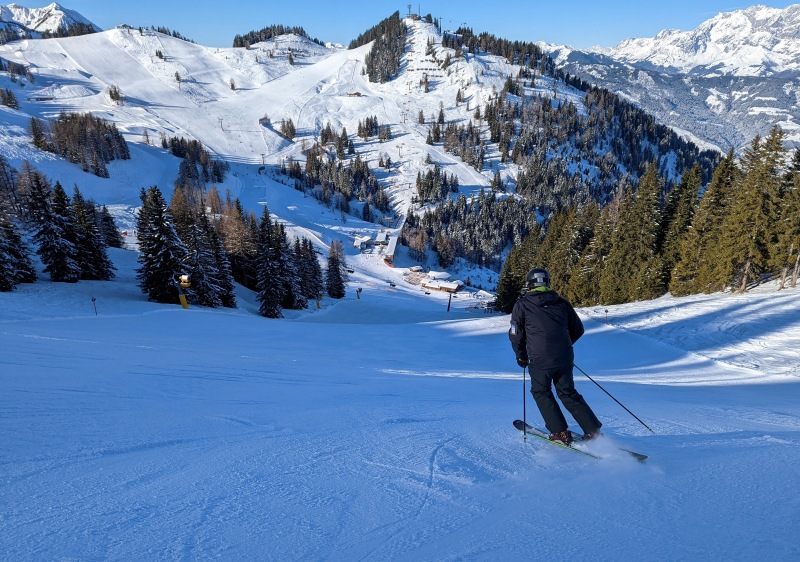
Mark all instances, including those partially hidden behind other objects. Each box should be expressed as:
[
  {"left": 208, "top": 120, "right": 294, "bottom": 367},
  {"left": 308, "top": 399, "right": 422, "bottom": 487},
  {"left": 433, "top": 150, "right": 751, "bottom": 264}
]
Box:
[{"left": 516, "top": 355, "right": 528, "bottom": 368}]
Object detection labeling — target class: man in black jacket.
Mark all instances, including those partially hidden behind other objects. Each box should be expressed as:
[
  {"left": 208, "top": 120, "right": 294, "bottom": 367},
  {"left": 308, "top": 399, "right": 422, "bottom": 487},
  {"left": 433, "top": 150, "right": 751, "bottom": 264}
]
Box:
[{"left": 508, "top": 267, "right": 601, "bottom": 445}]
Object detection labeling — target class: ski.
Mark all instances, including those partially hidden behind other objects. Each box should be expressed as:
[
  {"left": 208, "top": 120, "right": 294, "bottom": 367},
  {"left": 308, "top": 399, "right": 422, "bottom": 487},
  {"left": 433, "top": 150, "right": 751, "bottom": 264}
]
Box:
[
  {"left": 513, "top": 419, "right": 648, "bottom": 462},
  {"left": 513, "top": 419, "right": 601, "bottom": 459}
]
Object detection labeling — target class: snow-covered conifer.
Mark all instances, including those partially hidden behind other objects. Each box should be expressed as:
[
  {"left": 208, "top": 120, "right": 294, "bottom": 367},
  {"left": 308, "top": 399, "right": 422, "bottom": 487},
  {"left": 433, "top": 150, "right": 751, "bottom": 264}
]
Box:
[{"left": 136, "top": 186, "right": 189, "bottom": 303}]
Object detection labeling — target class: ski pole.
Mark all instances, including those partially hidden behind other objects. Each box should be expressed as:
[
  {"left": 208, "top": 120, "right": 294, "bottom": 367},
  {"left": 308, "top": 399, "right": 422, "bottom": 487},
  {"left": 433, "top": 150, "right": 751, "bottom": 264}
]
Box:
[
  {"left": 522, "top": 366, "right": 527, "bottom": 441},
  {"left": 574, "top": 364, "right": 655, "bottom": 434}
]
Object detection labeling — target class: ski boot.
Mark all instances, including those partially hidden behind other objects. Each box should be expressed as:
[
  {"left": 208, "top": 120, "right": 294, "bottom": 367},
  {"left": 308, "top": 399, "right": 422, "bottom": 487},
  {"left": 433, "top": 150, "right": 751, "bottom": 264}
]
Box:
[{"left": 549, "top": 430, "right": 573, "bottom": 446}]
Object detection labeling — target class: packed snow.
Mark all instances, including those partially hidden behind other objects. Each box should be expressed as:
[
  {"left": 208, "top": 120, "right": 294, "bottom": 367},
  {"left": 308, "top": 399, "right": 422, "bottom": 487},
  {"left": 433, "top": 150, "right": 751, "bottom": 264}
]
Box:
[{"left": 2, "top": 247, "right": 799, "bottom": 560}]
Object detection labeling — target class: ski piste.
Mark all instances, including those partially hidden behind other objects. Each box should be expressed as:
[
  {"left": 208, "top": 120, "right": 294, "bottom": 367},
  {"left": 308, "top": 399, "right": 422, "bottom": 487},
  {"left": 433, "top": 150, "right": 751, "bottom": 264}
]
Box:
[{"left": 513, "top": 420, "right": 648, "bottom": 462}]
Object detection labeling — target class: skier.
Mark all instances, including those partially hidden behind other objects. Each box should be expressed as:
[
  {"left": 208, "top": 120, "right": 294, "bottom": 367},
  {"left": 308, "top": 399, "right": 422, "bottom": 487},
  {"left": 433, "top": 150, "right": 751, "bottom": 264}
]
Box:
[{"left": 508, "top": 267, "right": 602, "bottom": 445}]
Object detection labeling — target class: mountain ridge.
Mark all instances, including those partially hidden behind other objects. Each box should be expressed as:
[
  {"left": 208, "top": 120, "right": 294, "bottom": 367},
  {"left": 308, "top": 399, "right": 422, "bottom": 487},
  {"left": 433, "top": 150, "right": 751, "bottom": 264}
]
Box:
[
  {"left": 547, "top": 4, "right": 800, "bottom": 152},
  {"left": 4, "top": 3, "right": 799, "bottom": 154},
  {"left": 600, "top": 4, "right": 800, "bottom": 77},
  {"left": 0, "top": 2, "right": 97, "bottom": 40}
]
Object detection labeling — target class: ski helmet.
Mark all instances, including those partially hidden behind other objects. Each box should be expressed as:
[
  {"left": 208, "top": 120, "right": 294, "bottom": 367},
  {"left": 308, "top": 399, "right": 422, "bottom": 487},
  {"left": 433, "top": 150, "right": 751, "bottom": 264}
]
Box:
[{"left": 525, "top": 267, "right": 550, "bottom": 289}]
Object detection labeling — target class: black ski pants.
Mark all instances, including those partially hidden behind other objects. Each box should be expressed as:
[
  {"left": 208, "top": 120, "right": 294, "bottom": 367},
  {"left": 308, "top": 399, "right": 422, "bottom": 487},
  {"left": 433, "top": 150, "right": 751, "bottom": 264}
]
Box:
[{"left": 529, "top": 365, "right": 601, "bottom": 435}]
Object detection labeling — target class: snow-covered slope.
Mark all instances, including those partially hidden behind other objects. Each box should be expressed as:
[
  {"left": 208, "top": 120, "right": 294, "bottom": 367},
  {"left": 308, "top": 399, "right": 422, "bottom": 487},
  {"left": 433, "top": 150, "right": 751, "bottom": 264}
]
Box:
[
  {"left": 0, "top": 247, "right": 798, "bottom": 560},
  {"left": 0, "top": 17, "right": 570, "bottom": 284},
  {"left": 549, "top": 5, "right": 800, "bottom": 153}
]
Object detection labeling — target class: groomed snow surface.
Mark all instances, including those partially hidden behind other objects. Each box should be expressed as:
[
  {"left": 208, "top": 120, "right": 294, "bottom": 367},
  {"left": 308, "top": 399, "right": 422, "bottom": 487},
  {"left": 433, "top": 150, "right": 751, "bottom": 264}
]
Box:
[{"left": 1, "top": 248, "right": 799, "bottom": 561}]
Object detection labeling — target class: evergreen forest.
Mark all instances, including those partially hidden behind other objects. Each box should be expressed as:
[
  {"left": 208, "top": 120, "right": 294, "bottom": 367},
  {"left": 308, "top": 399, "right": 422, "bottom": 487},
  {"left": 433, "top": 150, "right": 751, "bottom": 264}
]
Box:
[
  {"left": 494, "top": 127, "right": 800, "bottom": 311},
  {"left": 0, "top": 157, "right": 344, "bottom": 319}
]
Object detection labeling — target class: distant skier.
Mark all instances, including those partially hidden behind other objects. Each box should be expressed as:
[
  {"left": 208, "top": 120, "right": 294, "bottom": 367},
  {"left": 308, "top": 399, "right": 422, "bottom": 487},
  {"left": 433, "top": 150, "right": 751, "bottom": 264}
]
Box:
[{"left": 508, "top": 267, "right": 602, "bottom": 445}]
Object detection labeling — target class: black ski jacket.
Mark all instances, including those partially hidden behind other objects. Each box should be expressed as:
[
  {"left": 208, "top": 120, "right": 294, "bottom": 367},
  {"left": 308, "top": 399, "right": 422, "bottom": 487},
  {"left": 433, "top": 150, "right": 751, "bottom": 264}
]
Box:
[{"left": 508, "top": 289, "right": 584, "bottom": 370}]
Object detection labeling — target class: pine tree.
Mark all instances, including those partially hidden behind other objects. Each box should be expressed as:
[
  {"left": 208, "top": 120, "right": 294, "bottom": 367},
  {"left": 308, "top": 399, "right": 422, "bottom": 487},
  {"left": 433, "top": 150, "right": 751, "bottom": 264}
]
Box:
[
  {"left": 179, "top": 216, "right": 222, "bottom": 308},
  {"left": 533, "top": 210, "right": 570, "bottom": 292},
  {"left": 30, "top": 117, "right": 50, "bottom": 151},
  {"left": 599, "top": 164, "right": 663, "bottom": 303},
  {"left": 98, "top": 205, "right": 125, "bottom": 249},
  {"left": 203, "top": 210, "right": 237, "bottom": 308},
  {"left": 632, "top": 165, "right": 666, "bottom": 300},
  {"left": 72, "top": 186, "right": 115, "bottom": 280},
  {"left": 136, "top": 186, "right": 189, "bottom": 303},
  {"left": 280, "top": 118, "right": 296, "bottom": 140},
  {"left": 670, "top": 151, "right": 739, "bottom": 295},
  {"left": 298, "top": 238, "right": 323, "bottom": 301},
  {"left": 718, "top": 129, "right": 785, "bottom": 292},
  {"left": 31, "top": 181, "right": 81, "bottom": 283},
  {"left": 774, "top": 150, "right": 800, "bottom": 288},
  {"left": 553, "top": 203, "right": 600, "bottom": 302},
  {"left": 16, "top": 161, "right": 50, "bottom": 222},
  {"left": 0, "top": 225, "right": 16, "bottom": 291},
  {"left": 598, "top": 183, "right": 635, "bottom": 304},
  {"left": 245, "top": 212, "right": 260, "bottom": 287},
  {"left": 0, "top": 209, "right": 37, "bottom": 291},
  {"left": 496, "top": 224, "right": 541, "bottom": 313},
  {"left": 496, "top": 244, "right": 524, "bottom": 313},
  {"left": 206, "top": 186, "right": 223, "bottom": 216},
  {"left": 325, "top": 240, "right": 346, "bottom": 299},
  {"left": 0, "top": 154, "right": 19, "bottom": 214},
  {"left": 169, "top": 186, "right": 195, "bottom": 241},
  {"left": 256, "top": 206, "right": 283, "bottom": 318},
  {"left": 220, "top": 198, "right": 256, "bottom": 289},
  {"left": 567, "top": 195, "right": 621, "bottom": 306},
  {"left": 276, "top": 225, "right": 305, "bottom": 310},
  {"left": 659, "top": 165, "right": 701, "bottom": 290},
  {"left": 135, "top": 187, "right": 152, "bottom": 245},
  {"left": 0, "top": 87, "right": 19, "bottom": 109},
  {"left": 533, "top": 207, "right": 597, "bottom": 296}
]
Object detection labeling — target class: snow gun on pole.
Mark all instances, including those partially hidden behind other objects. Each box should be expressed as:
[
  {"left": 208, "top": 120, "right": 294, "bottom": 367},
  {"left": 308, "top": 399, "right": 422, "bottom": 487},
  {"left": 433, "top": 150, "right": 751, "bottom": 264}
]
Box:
[{"left": 574, "top": 364, "right": 655, "bottom": 434}]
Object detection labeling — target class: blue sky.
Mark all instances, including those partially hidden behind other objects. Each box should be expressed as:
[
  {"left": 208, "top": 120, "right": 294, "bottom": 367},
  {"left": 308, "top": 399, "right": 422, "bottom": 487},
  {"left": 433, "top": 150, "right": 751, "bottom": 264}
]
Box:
[{"left": 11, "top": 1, "right": 799, "bottom": 49}]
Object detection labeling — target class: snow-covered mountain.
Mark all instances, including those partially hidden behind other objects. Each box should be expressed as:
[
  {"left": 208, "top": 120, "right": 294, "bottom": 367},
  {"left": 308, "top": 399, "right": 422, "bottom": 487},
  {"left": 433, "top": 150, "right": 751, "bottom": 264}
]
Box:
[
  {"left": 0, "top": 2, "right": 97, "bottom": 40},
  {"left": 0, "top": 9, "right": 715, "bottom": 230},
  {"left": 549, "top": 4, "right": 800, "bottom": 152},
  {"left": 0, "top": 14, "right": 594, "bottom": 284},
  {"left": 602, "top": 4, "right": 800, "bottom": 76}
]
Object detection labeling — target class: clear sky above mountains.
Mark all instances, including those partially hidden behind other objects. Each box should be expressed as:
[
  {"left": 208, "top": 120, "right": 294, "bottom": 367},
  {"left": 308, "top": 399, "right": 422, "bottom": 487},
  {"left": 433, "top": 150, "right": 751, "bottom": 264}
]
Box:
[{"left": 8, "top": 1, "right": 798, "bottom": 49}]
